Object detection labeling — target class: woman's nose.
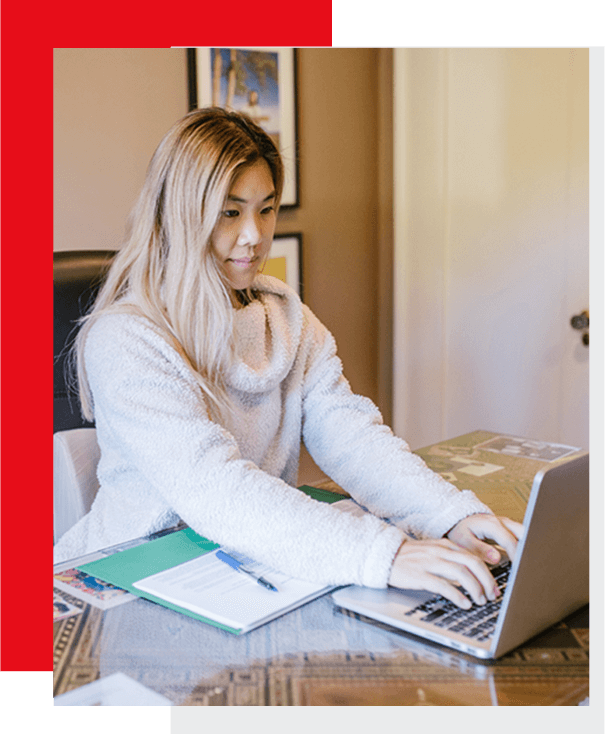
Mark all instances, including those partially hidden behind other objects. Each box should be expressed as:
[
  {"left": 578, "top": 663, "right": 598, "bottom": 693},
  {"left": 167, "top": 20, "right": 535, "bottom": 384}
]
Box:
[{"left": 237, "top": 213, "right": 262, "bottom": 247}]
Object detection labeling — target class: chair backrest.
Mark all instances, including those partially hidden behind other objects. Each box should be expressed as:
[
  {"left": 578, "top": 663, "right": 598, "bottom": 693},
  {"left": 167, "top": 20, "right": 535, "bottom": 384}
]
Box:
[
  {"left": 53, "top": 251, "right": 115, "bottom": 542},
  {"left": 54, "top": 250, "right": 116, "bottom": 432}
]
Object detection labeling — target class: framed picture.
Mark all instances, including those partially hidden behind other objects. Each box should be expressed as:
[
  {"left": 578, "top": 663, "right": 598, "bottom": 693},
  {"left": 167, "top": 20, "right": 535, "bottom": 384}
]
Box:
[
  {"left": 187, "top": 47, "right": 299, "bottom": 209},
  {"left": 264, "top": 233, "right": 303, "bottom": 298}
]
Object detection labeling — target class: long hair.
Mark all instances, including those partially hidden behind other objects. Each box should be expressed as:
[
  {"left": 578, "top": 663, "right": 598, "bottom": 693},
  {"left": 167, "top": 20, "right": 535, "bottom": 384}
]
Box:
[{"left": 75, "top": 107, "right": 284, "bottom": 421}]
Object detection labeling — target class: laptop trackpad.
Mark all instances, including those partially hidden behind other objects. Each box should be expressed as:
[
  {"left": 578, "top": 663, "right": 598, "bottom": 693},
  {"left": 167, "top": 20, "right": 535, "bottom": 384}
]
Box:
[{"left": 333, "top": 585, "right": 435, "bottom": 617}]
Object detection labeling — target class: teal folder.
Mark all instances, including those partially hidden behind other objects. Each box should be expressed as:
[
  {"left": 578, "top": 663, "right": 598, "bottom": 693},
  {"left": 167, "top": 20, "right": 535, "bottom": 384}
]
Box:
[{"left": 77, "top": 485, "right": 343, "bottom": 634}]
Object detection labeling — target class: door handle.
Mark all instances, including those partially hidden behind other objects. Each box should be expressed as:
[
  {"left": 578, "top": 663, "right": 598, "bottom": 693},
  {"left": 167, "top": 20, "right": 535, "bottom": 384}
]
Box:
[{"left": 570, "top": 310, "right": 589, "bottom": 346}]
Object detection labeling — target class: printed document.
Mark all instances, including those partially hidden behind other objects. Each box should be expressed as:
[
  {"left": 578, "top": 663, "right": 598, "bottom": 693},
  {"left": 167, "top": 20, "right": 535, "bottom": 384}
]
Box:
[{"left": 133, "top": 549, "right": 332, "bottom": 632}]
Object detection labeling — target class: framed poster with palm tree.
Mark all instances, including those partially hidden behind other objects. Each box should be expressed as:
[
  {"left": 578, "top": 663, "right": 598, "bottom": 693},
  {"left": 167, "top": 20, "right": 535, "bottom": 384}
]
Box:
[{"left": 188, "top": 47, "right": 299, "bottom": 208}]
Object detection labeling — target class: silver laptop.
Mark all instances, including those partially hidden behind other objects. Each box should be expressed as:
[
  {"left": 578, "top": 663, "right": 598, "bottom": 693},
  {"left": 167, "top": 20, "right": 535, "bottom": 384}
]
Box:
[{"left": 332, "top": 453, "right": 589, "bottom": 659}]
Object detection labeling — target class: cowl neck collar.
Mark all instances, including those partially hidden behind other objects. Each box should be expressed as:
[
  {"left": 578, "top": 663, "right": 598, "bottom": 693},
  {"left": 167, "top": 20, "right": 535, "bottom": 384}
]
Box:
[{"left": 227, "top": 275, "right": 303, "bottom": 394}]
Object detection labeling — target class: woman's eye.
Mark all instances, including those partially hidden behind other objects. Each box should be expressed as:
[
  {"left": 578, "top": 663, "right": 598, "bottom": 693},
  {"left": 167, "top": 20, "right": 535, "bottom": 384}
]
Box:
[
  {"left": 261, "top": 206, "right": 274, "bottom": 215},
  {"left": 222, "top": 209, "right": 239, "bottom": 218}
]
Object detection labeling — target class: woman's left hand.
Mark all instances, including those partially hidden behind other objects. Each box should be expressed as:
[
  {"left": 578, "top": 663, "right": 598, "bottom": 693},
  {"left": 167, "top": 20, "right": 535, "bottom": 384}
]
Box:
[{"left": 446, "top": 514, "right": 524, "bottom": 565}]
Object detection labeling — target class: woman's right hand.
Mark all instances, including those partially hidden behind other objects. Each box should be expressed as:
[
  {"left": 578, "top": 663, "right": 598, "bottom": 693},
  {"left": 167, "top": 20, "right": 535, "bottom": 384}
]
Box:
[{"left": 388, "top": 538, "right": 501, "bottom": 609}]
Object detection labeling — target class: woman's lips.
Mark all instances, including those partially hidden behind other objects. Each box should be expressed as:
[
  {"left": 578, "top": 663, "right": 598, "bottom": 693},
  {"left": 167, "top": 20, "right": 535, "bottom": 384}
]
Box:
[{"left": 229, "top": 257, "right": 257, "bottom": 268}]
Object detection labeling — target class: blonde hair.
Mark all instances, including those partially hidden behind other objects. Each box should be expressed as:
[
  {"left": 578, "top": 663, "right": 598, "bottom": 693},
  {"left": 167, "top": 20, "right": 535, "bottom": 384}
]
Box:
[{"left": 75, "top": 107, "right": 284, "bottom": 420}]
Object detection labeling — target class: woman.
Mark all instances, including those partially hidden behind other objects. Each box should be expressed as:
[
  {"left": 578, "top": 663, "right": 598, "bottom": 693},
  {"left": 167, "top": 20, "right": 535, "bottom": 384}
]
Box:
[{"left": 54, "top": 108, "right": 522, "bottom": 610}]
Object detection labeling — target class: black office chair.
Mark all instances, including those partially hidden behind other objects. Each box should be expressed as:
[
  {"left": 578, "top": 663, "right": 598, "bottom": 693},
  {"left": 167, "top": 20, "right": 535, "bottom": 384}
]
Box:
[
  {"left": 53, "top": 250, "right": 116, "bottom": 540},
  {"left": 54, "top": 250, "right": 116, "bottom": 432}
]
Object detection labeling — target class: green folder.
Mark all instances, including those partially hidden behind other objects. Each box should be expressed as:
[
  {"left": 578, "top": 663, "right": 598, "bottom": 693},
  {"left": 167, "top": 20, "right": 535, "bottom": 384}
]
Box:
[{"left": 77, "top": 485, "right": 344, "bottom": 634}]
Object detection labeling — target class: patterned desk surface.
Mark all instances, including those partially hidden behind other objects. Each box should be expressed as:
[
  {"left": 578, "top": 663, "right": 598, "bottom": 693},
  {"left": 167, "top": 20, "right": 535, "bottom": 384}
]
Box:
[{"left": 53, "top": 431, "right": 589, "bottom": 706}]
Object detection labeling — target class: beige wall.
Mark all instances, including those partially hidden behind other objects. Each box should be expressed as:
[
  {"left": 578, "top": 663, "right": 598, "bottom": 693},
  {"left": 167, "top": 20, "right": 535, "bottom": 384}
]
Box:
[
  {"left": 54, "top": 48, "right": 393, "bottom": 483},
  {"left": 54, "top": 49, "right": 189, "bottom": 253},
  {"left": 278, "top": 49, "right": 392, "bottom": 411}
]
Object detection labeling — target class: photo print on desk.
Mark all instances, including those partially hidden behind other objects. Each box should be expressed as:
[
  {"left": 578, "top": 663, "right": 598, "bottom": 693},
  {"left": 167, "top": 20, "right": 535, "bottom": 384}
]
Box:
[
  {"left": 478, "top": 436, "right": 581, "bottom": 462},
  {"left": 53, "top": 592, "right": 83, "bottom": 622},
  {"left": 53, "top": 568, "right": 136, "bottom": 610}
]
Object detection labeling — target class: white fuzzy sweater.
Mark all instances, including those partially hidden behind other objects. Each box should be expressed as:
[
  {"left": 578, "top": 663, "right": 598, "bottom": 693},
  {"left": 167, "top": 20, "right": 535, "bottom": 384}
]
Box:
[{"left": 53, "top": 275, "right": 492, "bottom": 585}]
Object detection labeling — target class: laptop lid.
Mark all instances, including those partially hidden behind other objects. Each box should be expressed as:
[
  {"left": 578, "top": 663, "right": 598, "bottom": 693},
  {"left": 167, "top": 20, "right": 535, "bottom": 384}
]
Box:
[{"left": 332, "top": 452, "right": 589, "bottom": 659}]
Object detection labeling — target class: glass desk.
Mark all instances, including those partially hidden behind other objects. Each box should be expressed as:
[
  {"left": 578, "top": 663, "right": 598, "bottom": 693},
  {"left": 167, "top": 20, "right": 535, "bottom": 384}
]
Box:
[{"left": 53, "top": 432, "right": 590, "bottom": 706}]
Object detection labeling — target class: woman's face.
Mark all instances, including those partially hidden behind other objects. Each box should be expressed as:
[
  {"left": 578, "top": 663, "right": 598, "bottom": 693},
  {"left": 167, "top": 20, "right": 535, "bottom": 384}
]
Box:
[{"left": 211, "top": 160, "right": 276, "bottom": 292}]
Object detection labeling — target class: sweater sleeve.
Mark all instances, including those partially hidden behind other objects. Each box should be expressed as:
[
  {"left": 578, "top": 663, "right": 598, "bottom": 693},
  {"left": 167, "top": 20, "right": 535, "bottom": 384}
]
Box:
[
  {"left": 84, "top": 314, "right": 404, "bottom": 588},
  {"left": 300, "top": 307, "right": 493, "bottom": 539}
]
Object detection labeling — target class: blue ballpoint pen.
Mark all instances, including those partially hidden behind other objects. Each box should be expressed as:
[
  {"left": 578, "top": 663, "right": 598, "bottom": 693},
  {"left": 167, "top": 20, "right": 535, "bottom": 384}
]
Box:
[{"left": 216, "top": 550, "right": 279, "bottom": 592}]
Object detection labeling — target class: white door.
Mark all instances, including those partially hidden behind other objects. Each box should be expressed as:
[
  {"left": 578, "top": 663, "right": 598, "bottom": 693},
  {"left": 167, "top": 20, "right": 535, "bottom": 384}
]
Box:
[{"left": 393, "top": 49, "right": 589, "bottom": 451}]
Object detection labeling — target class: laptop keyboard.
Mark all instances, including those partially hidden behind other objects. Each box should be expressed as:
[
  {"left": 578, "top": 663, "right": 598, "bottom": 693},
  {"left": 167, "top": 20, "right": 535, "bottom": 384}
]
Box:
[{"left": 404, "top": 562, "right": 511, "bottom": 642}]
